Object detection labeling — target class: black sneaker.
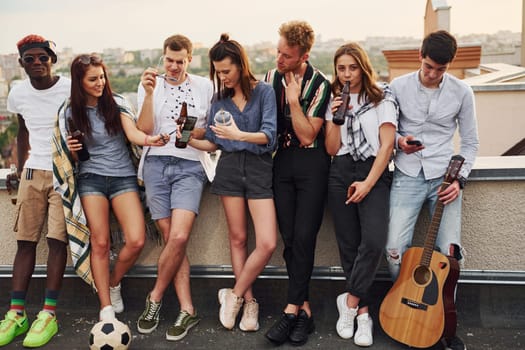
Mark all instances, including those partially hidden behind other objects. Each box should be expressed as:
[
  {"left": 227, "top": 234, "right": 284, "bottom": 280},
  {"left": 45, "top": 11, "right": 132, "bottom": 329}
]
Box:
[
  {"left": 265, "top": 313, "right": 297, "bottom": 345},
  {"left": 445, "top": 335, "right": 467, "bottom": 350},
  {"left": 289, "top": 310, "right": 315, "bottom": 346}
]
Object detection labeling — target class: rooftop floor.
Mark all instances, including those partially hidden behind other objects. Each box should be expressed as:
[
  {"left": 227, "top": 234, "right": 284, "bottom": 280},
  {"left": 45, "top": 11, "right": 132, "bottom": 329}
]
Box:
[{"left": 0, "top": 277, "right": 523, "bottom": 349}]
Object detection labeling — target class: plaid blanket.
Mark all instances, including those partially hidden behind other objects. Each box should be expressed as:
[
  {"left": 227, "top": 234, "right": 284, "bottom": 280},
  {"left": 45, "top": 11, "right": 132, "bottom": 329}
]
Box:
[{"left": 52, "top": 95, "right": 160, "bottom": 288}]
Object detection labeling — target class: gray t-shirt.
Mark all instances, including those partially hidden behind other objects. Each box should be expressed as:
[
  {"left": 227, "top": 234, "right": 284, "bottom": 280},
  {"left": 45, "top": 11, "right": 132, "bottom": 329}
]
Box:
[{"left": 67, "top": 106, "right": 135, "bottom": 177}]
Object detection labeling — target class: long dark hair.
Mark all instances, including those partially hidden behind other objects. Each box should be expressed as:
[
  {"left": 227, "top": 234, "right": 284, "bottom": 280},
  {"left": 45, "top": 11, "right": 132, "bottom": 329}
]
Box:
[
  {"left": 208, "top": 33, "right": 256, "bottom": 101},
  {"left": 69, "top": 53, "right": 122, "bottom": 138},
  {"left": 331, "top": 43, "right": 383, "bottom": 106}
]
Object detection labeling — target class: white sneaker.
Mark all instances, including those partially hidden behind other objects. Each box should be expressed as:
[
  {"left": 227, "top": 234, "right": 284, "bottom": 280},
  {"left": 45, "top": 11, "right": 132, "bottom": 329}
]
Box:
[
  {"left": 110, "top": 283, "right": 124, "bottom": 313},
  {"left": 239, "top": 299, "right": 259, "bottom": 332},
  {"left": 354, "top": 313, "right": 373, "bottom": 347},
  {"left": 218, "top": 288, "right": 243, "bottom": 330},
  {"left": 336, "top": 292, "right": 358, "bottom": 339},
  {"left": 99, "top": 305, "right": 116, "bottom": 321}
]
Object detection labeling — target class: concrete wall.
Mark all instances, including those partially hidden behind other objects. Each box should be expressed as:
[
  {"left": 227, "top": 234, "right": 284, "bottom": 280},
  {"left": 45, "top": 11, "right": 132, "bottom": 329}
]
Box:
[
  {"left": 469, "top": 84, "right": 525, "bottom": 156},
  {"left": 0, "top": 157, "right": 523, "bottom": 273}
]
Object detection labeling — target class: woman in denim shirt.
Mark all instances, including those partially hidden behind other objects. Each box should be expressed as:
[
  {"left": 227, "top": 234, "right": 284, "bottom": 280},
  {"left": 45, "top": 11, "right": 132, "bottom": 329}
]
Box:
[{"left": 189, "top": 33, "right": 277, "bottom": 332}]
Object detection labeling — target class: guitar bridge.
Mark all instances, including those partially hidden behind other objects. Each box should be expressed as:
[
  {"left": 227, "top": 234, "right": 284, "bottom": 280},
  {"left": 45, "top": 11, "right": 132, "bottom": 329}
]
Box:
[{"left": 401, "top": 297, "right": 428, "bottom": 310}]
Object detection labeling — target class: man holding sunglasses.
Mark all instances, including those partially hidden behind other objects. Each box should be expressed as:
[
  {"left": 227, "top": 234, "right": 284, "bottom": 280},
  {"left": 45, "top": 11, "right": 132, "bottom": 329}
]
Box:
[
  {"left": 0, "top": 34, "right": 70, "bottom": 348},
  {"left": 135, "top": 34, "right": 213, "bottom": 342}
]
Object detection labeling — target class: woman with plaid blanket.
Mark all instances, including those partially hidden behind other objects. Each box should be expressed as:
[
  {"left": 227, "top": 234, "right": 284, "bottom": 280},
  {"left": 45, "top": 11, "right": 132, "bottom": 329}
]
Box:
[{"left": 52, "top": 53, "right": 167, "bottom": 322}]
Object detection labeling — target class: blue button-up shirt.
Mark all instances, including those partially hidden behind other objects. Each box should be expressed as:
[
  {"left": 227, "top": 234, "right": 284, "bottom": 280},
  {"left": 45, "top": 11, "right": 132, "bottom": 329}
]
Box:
[
  {"left": 391, "top": 71, "right": 479, "bottom": 179},
  {"left": 205, "top": 81, "right": 277, "bottom": 155}
]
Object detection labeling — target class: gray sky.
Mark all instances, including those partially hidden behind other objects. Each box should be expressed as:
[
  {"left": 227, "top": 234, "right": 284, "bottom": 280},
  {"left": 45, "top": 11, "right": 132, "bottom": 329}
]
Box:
[{"left": 0, "top": 0, "right": 521, "bottom": 54}]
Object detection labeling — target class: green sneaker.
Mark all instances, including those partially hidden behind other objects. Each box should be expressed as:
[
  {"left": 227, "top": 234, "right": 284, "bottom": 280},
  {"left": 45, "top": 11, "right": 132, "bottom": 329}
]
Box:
[
  {"left": 137, "top": 294, "right": 162, "bottom": 334},
  {"left": 0, "top": 310, "right": 29, "bottom": 346},
  {"left": 22, "top": 311, "right": 58, "bottom": 348},
  {"left": 166, "top": 310, "right": 200, "bottom": 341}
]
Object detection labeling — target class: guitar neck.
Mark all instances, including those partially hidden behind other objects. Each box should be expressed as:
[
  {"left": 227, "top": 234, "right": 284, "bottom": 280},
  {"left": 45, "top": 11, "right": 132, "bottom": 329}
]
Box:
[
  {"left": 419, "top": 155, "right": 464, "bottom": 268},
  {"left": 421, "top": 199, "right": 445, "bottom": 266}
]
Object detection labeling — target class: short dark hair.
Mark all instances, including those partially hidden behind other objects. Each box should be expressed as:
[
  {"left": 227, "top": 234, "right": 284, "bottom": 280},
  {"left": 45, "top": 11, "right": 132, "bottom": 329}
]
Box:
[{"left": 420, "top": 30, "right": 457, "bottom": 64}]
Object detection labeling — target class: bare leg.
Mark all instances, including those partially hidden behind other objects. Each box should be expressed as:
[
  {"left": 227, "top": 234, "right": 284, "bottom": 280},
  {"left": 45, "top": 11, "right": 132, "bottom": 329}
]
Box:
[
  {"left": 149, "top": 209, "right": 195, "bottom": 316},
  {"left": 45, "top": 238, "right": 67, "bottom": 291},
  {"left": 82, "top": 195, "right": 112, "bottom": 308},
  {"left": 11, "top": 241, "right": 37, "bottom": 292},
  {"left": 220, "top": 196, "right": 252, "bottom": 300},
  {"left": 110, "top": 192, "right": 146, "bottom": 287},
  {"left": 231, "top": 198, "right": 277, "bottom": 298}
]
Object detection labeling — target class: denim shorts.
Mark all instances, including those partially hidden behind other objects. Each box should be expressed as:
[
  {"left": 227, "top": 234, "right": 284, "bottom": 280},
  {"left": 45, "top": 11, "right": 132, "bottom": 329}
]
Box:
[
  {"left": 77, "top": 173, "right": 139, "bottom": 200},
  {"left": 143, "top": 156, "right": 207, "bottom": 219},
  {"left": 211, "top": 151, "right": 273, "bottom": 199}
]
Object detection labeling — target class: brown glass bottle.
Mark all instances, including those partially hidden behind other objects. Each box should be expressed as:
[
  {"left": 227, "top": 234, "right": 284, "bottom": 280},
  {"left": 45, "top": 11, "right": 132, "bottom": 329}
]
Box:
[
  {"left": 333, "top": 81, "right": 350, "bottom": 125},
  {"left": 175, "top": 102, "right": 189, "bottom": 148},
  {"left": 67, "top": 118, "right": 90, "bottom": 161}
]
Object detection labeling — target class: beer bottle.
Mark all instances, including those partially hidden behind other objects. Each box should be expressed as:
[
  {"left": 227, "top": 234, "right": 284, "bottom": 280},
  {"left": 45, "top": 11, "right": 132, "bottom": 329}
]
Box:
[
  {"left": 333, "top": 81, "right": 350, "bottom": 125},
  {"left": 68, "top": 118, "right": 90, "bottom": 161},
  {"left": 175, "top": 102, "right": 189, "bottom": 148}
]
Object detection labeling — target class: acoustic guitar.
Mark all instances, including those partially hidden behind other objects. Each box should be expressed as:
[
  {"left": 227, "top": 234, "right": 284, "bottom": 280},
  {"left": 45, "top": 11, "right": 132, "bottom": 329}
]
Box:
[{"left": 379, "top": 155, "right": 464, "bottom": 348}]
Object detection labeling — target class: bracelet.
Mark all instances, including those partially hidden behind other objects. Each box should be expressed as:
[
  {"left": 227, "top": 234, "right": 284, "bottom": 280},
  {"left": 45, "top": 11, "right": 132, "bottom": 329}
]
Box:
[{"left": 144, "top": 135, "right": 149, "bottom": 146}]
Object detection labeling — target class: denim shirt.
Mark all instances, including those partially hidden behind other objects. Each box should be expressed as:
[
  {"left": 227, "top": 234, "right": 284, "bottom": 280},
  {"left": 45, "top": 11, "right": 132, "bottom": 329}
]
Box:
[
  {"left": 391, "top": 71, "right": 479, "bottom": 179},
  {"left": 205, "top": 81, "right": 277, "bottom": 155}
]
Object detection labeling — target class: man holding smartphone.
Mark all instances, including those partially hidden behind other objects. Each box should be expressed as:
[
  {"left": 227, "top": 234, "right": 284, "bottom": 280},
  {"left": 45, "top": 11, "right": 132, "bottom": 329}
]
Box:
[
  {"left": 385, "top": 30, "right": 479, "bottom": 350},
  {"left": 135, "top": 34, "right": 213, "bottom": 342}
]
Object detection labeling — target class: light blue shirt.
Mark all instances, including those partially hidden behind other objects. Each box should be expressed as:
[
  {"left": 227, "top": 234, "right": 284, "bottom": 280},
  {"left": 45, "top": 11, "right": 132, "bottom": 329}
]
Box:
[
  {"left": 390, "top": 71, "right": 479, "bottom": 179},
  {"left": 66, "top": 106, "right": 135, "bottom": 177}
]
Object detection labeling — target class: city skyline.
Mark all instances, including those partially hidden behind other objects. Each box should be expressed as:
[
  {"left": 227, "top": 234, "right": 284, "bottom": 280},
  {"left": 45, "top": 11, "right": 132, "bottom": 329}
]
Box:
[{"left": 0, "top": 0, "right": 522, "bottom": 55}]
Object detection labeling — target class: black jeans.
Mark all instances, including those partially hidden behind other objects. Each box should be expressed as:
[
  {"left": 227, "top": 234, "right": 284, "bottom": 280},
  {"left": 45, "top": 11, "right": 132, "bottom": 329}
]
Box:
[
  {"left": 327, "top": 155, "right": 391, "bottom": 307},
  {"left": 273, "top": 147, "right": 330, "bottom": 305}
]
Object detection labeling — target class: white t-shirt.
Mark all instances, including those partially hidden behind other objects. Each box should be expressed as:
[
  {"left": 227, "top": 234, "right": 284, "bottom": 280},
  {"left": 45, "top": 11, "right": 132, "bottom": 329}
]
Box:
[
  {"left": 326, "top": 93, "right": 397, "bottom": 156},
  {"left": 137, "top": 73, "right": 213, "bottom": 161},
  {"left": 7, "top": 77, "right": 71, "bottom": 170}
]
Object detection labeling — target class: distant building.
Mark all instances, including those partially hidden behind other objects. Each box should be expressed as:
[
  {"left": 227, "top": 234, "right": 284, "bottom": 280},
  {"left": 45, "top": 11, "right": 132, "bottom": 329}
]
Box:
[
  {"left": 102, "top": 48, "right": 126, "bottom": 62},
  {"left": 0, "top": 54, "right": 24, "bottom": 82},
  {"left": 139, "top": 49, "right": 162, "bottom": 64}
]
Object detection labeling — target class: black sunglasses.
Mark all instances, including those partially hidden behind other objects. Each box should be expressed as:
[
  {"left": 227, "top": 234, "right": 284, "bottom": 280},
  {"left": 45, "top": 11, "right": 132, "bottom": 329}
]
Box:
[
  {"left": 22, "top": 55, "right": 51, "bottom": 64},
  {"left": 76, "top": 54, "right": 103, "bottom": 65}
]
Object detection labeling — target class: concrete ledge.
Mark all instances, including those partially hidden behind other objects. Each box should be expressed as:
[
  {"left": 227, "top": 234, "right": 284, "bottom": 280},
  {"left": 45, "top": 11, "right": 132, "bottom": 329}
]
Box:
[
  {"left": 1, "top": 156, "right": 524, "bottom": 277},
  {"left": 1, "top": 264, "right": 524, "bottom": 285}
]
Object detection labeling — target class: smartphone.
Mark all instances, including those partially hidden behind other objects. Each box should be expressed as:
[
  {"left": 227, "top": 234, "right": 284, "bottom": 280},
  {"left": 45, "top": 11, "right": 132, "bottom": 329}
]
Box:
[
  {"left": 179, "top": 116, "right": 198, "bottom": 143},
  {"left": 406, "top": 139, "right": 422, "bottom": 146}
]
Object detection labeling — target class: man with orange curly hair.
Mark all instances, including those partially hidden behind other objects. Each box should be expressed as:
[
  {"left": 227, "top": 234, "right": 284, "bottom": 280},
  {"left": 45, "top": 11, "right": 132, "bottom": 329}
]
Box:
[
  {"left": 0, "top": 34, "right": 70, "bottom": 348},
  {"left": 264, "top": 20, "right": 331, "bottom": 346}
]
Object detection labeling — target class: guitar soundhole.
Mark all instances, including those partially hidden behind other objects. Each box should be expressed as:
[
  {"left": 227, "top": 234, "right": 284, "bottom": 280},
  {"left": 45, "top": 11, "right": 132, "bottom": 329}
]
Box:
[{"left": 413, "top": 265, "right": 431, "bottom": 286}]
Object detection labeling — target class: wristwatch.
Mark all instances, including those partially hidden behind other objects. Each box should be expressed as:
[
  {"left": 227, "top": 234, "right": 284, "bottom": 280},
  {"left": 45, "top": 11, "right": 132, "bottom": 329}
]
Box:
[{"left": 457, "top": 175, "right": 467, "bottom": 189}]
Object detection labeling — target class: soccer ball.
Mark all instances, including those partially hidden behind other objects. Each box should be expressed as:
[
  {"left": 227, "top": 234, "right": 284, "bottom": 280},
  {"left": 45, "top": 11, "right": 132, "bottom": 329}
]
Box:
[{"left": 89, "top": 319, "right": 132, "bottom": 350}]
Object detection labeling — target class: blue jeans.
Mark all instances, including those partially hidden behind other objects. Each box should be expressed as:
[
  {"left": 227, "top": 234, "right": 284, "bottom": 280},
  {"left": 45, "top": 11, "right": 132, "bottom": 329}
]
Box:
[{"left": 385, "top": 168, "right": 463, "bottom": 280}]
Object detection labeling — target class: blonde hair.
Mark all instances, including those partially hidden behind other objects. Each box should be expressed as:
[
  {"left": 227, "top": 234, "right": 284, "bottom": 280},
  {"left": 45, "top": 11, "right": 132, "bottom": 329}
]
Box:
[{"left": 278, "top": 20, "right": 315, "bottom": 55}]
